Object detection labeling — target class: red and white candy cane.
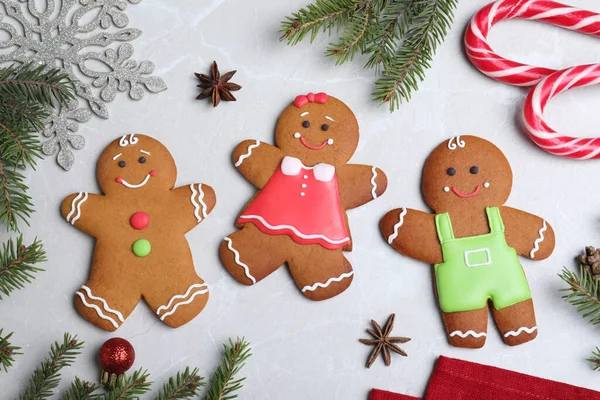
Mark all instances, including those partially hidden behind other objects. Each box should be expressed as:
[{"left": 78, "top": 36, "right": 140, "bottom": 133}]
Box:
[
  {"left": 523, "top": 64, "right": 600, "bottom": 159},
  {"left": 466, "top": 0, "right": 600, "bottom": 87},
  {"left": 466, "top": 0, "right": 600, "bottom": 159}
]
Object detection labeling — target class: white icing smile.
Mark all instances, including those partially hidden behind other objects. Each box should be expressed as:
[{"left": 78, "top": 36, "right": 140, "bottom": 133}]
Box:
[{"left": 117, "top": 171, "right": 156, "bottom": 189}]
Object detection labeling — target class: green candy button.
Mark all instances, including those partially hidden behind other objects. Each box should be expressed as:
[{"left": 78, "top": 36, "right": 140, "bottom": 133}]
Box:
[{"left": 132, "top": 239, "right": 151, "bottom": 257}]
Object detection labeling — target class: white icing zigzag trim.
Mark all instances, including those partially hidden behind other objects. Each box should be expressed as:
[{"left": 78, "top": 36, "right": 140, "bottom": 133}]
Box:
[
  {"left": 301, "top": 271, "right": 354, "bottom": 292},
  {"left": 80, "top": 285, "right": 124, "bottom": 323},
  {"left": 224, "top": 237, "right": 256, "bottom": 284},
  {"left": 66, "top": 192, "right": 88, "bottom": 225},
  {"left": 160, "top": 290, "right": 208, "bottom": 321},
  {"left": 449, "top": 330, "right": 487, "bottom": 338},
  {"left": 387, "top": 208, "right": 407, "bottom": 244},
  {"left": 530, "top": 220, "right": 547, "bottom": 258},
  {"left": 198, "top": 184, "right": 208, "bottom": 218},
  {"left": 448, "top": 136, "right": 466, "bottom": 150},
  {"left": 235, "top": 140, "right": 260, "bottom": 167},
  {"left": 238, "top": 214, "right": 350, "bottom": 245},
  {"left": 190, "top": 184, "right": 202, "bottom": 223},
  {"left": 157, "top": 283, "right": 208, "bottom": 315},
  {"left": 504, "top": 326, "right": 537, "bottom": 338},
  {"left": 370, "top": 167, "right": 378, "bottom": 199},
  {"left": 76, "top": 291, "right": 119, "bottom": 329}
]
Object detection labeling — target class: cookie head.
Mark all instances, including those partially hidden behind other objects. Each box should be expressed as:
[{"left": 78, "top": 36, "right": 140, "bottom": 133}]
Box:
[
  {"left": 275, "top": 93, "right": 359, "bottom": 166},
  {"left": 97, "top": 134, "right": 177, "bottom": 195},
  {"left": 422, "top": 135, "right": 512, "bottom": 213}
]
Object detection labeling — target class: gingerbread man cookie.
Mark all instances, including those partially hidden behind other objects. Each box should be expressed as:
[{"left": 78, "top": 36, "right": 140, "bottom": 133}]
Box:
[
  {"left": 380, "top": 136, "right": 555, "bottom": 348},
  {"left": 61, "top": 134, "right": 216, "bottom": 331},
  {"left": 220, "top": 93, "right": 387, "bottom": 300}
]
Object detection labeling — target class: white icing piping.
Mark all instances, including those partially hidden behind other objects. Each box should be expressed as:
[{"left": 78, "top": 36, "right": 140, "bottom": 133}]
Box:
[
  {"left": 325, "top": 115, "right": 334, "bottom": 122},
  {"left": 157, "top": 283, "right": 208, "bottom": 315},
  {"left": 301, "top": 271, "right": 354, "bottom": 292},
  {"left": 67, "top": 192, "right": 88, "bottom": 225},
  {"left": 234, "top": 140, "right": 260, "bottom": 167},
  {"left": 370, "top": 167, "right": 378, "bottom": 199},
  {"left": 140, "top": 149, "right": 150, "bottom": 155},
  {"left": 448, "top": 136, "right": 466, "bottom": 150},
  {"left": 80, "top": 285, "right": 124, "bottom": 322},
  {"left": 112, "top": 153, "right": 122, "bottom": 160},
  {"left": 504, "top": 326, "right": 537, "bottom": 338},
  {"left": 238, "top": 214, "right": 350, "bottom": 245},
  {"left": 190, "top": 184, "right": 203, "bottom": 223},
  {"left": 387, "top": 208, "right": 407, "bottom": 244},
  {"left": 119, "top": 133, "right": 138, "bottom": 147},
  {"left": 160, "top": 289, "right": 209, "bottom": 321},
  {"left": 66, "top": 192, "right": 84, "bottom": 222},
  {"left": 449, "top": 330, "right": 487, "bottom": 338},
  {"left": 198, "top": 184, "right": 208, "bottom": 218},
  {"left": 300, "top": 111, "right": 309, "bottom": 117},
  {"left": 529, "top": 220, "right": 547, "bottom": 258},
  {"left": 224, "top": 237, "right": 256, "bottom": 284},
  {"left": 76, "top": 291, "right": 119, "bottom": 329},
  {"left": 120, "top": 174, "right": 151, "bottom": 189}
]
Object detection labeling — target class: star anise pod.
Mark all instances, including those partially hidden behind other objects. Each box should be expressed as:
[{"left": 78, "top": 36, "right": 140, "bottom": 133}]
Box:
[
  {"left": 359, "top": 313, "right": 410, "bottom": 368},
  {"left": 195, "top": 61, "right": 241, "bottom": 107}
]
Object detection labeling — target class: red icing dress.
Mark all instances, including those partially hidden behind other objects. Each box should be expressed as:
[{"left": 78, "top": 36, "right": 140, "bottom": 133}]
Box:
[{"left": 237, "top": 156, "right": 350, "bottom": 250}]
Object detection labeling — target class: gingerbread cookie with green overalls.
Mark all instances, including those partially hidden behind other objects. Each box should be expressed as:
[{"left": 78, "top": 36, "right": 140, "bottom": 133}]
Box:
[{"left": 380, "top": 135, "right": 555, "bottom": 348}]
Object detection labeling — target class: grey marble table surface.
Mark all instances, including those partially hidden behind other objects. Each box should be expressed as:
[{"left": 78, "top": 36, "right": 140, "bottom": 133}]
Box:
[{"left": 3, "top": 0, "right": 600, "bottom": 398}]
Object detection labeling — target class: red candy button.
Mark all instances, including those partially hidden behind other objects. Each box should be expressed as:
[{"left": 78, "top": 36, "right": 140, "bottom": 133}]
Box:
[{"left": 130, "top": 212, "right": 149, "bottom": 230}]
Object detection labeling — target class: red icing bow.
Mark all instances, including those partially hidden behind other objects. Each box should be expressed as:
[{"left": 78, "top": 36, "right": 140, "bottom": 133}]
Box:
[{"left": 294, "top": 92, "right": 328, "bottom": 108}]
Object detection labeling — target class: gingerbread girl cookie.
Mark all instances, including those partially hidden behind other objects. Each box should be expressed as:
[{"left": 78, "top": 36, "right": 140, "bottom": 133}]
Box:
[
  {"left": 381, "top": 136, "right": 555, "bottom": 348},
  {"left": 61, "top": 134, "right": 216, "bottom": 331},
  {"left": 220, "top": 93, "right": 387, "bottom": 300}
]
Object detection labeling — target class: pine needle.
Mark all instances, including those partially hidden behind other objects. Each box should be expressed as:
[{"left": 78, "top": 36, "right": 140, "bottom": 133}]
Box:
[
  {"left": 106, "top": 368, "right": 152, "bottom": 400},
  {"left": 19, "top": 333, "right": 84, "bottom": 400},
  {"left": 0, "top": 160, "right": 35, "bottom": 231},
  {"left": 0, "top": 235, "right": 45, "bottom": 300},
  {"left": 153, "top": 367, "right": 204, "bottom": 400},
  {"left": 0, "top": 329, "right": 21, "bottom": 373},
  {"left": 0, "top": 63, "right": 74, "bottom": 107},
  {"left": 64, "top": 377, "right": 103, "bottom": 400},
  {"left": 205, "top": 338, "right": 252, "bottom": 400},
  {"left": 559, "top": 265, "right": 600, "bottom": 325}
]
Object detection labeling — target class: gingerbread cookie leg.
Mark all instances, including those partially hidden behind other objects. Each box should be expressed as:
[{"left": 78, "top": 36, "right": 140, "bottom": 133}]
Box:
[
  {"left": 220, "top": 223, "right": 289, "bottom": 285},
  {"left": 442, "top": 307, "right": 489, "bottom": 349},
  {"left": 288, "top": 243, "right": 353, "bottom": 301},
  {"left": 75, "top": 261, "right": 141, "bottom": 332},
  {"left": 491, "top": 299, "right": 538, "bottom": 346}
]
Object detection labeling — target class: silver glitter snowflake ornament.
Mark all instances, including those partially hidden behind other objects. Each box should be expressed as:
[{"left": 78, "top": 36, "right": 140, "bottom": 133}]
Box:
[{"left": 0, "top": 0, "right": 167, "bottom": 170}]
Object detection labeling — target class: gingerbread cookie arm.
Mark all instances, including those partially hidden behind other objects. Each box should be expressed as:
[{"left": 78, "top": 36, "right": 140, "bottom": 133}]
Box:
[
  {"left": 380, "top": 208, "right": 443, "bottom": 264},
  {"left": 337, "top": 164, "right": 387, "bottom": 210},
  {"left": 170, "top": 184, "right": 217, "bottom": 233},
  {"left": 500, "top": 206, "right": 555, "bottom": 260},
  {"left": 60, "top": 192, "right": 105, "bottom": 237},
  {"left": 233, "top": 140, "right": 284, "bottom": 189}
]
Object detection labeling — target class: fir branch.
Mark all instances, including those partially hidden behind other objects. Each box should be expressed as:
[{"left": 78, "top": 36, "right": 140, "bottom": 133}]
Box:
[
  {"left": 19, "top": 333, "right": 83, "bottom": 400},
  {"left": 588, "top": 347, "right": 600, "bottom": 371},
  {"left": 205, "top": 338, "right": 252, "bottom": 400},
  {"left": 0, "top": 160, "right": 36, "bottom": 231},
  {"left": 106, "top": 368, "right": 152, "bottom": 400},
  {"left": 280, "top": 0, "right": 360, "bottom": 44},
  {"left": 153, "top": 367, "right": 204, "bottom": 400},
  {"left": 373, "top": 0, "right": 457, "bottom": 111},
  {"left": 327, "top": 0, "right": 376, "bottom": 64},
  {"left": 0, "top": 329, "right": 21, "bottom": 373},
  {"left": 64, "top": 377, "right": 103, "bottom": 400},
  {"left": 0, "top": 235, "right": 45, "bottom": 300},
  {"left": 559, "top": 265, "right": 600, "bottom": 324},
  {"left": 0, "top": 63, "right": 74, "bottom": 107}
]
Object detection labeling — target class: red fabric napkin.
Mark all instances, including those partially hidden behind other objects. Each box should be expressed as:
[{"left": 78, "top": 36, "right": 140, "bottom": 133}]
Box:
[{"left": 369, "top": 356, "right": 600, "bottom": 400}]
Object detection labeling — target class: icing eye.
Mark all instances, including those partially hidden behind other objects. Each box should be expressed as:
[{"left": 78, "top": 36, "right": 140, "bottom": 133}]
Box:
[
  {"left": 470, "top": 166, "right": 479, "bottom": 174},
  {"left": 302, "top": 120, "right": 310, "bottom": 128},
  {"left": 139, "top": 156, "right": 146, "bottom": 164},
  {"left": 446, "top": 168, "right": 456, "bottom": 176},
  {"left": 118, "top": 161, "right": 126, "bottom": 168},
  {"left": 321, "top": 124, "right": 329, "bottom": 131}
]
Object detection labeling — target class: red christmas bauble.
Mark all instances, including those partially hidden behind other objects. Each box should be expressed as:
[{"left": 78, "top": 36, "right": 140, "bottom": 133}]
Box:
[{"left": 99, "top": 338, "right": 135, "bottom": 375}]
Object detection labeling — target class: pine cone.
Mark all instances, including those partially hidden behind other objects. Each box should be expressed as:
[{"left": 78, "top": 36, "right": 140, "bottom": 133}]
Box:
[{"left": 578, "top": 246, "right": 600, "bottom": 279}]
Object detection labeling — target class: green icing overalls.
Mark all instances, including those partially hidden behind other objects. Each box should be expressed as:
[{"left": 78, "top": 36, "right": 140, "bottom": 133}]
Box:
[{"left": 434, "top": 207, "right": 531, "bottom": 313}]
